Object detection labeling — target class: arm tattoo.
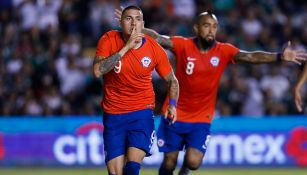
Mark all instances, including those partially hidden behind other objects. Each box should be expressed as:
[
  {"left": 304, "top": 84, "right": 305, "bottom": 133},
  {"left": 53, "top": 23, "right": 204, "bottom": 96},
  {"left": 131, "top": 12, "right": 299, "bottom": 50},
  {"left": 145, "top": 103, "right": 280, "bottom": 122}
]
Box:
[
  {"left": 94, "top": 53, "right": 121, "bottom": 75},
  {"left": 156, "top": 35, "right": 174, "bottom": 49},
  {"left": 234, "top": 51, "right": 278, "bottom": 64},
  {"left": 142, "top": 28, "right": 173, "bottom": 49},
  {"left": 164, "top": 71, "right": 179, "bottom": 101}
]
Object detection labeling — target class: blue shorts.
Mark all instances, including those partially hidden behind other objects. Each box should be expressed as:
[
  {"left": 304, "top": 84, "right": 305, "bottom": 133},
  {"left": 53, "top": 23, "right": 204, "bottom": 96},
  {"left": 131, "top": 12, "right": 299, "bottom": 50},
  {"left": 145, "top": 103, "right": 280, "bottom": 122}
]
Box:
[
  {"left": 103, "top": 109, "right": 155, "bottom": 163},
  {"left": 157, "top": 117, "right": 211, "bottom": 154}
]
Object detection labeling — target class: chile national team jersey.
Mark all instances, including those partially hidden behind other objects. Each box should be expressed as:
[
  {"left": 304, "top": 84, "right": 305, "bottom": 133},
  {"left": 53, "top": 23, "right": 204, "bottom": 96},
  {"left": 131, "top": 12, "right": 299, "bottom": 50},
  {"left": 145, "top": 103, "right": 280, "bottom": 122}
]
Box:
[
  {"left": 164, "top": 36, "right": 239, "bottom": 123},
  {"left": 96, "top": 30, "right": 172, "bottom": 114}
]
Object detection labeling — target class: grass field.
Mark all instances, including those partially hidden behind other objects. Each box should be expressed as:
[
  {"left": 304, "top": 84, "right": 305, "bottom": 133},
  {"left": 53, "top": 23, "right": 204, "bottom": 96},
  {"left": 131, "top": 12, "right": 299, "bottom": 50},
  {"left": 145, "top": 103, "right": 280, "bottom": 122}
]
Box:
[{"left": 0, "top": 168, "right": 307, "bottom": 175}]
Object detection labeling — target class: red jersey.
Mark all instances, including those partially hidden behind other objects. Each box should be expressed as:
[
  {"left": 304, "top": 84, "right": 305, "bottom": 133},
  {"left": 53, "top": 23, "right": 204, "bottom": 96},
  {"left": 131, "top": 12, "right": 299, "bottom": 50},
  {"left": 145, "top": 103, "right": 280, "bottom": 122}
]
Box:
[
  {"left": 96, "top": 30, "right": 172, "bottom": 114},
  {"left": 163, "top": 36, "right": 239, "bottom": 123}
]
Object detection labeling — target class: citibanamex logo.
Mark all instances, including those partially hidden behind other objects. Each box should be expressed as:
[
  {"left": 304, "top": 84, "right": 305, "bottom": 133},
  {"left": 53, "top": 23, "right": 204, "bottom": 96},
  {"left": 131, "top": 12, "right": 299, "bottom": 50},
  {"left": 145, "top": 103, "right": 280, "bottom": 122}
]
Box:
[
  {"left": 285, "top": 127, "right": 307, "bottom": 167},
  {"left": 53, "top": 122, "right": 105, "bottom": 165},
  {"left": 0, "top": 133, "right": 4, "bottom": 160}
]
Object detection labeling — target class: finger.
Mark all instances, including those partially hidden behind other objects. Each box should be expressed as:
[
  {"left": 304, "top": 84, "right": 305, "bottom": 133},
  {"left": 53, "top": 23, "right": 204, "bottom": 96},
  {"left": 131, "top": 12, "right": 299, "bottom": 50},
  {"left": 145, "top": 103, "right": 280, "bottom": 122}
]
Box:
[
  {"left": 115, "top": 9, "right": 122, "bottom": 14},
  {"left": 295, "top": 50, "right": 306, "bottom": 53},
  {"left": 114, "top": 11, "right": 120, "bottom": 16},
  {"left": 114, "top": 17, "right": 121, "bottom": 22},
  {"left": 295, "top": 99, "right": 302, "bottom": 112},
  {"left": 288, "top": 41, "right": 291, "bottom": 47},
  {"left": 114, "top": 14, "right": 121, "bottom": 20},
  {"left": 295, "top": 56, "right": 307, "bottom": 61},
  {"left": 120, "top": 6, "right": 124, "bottom": 10},
  {"left": 164, "top": 111, "right": 169, "bottom": 119},
  {"left": 131, "top": 33, "right": 144, "bottom": 41},
  {"left": 296, "top": 53, "right": 307, "bottom": 58},
  {"left": 292, "top": 60, "right": 302, "bottom": 65},
  {"left": 296, "top": 52, "right": 307, "bottom": 56},
  {"left": 115, "top": 10, "right": 122, "bottom": 18},
  {"left": 168, "top": 114, "right": 174, "bottom": 125},
  {"left": 171, "top": 115, "right": 177, "bottom": 124},
  {"left": 132, "top": 27, "right": 136, "bottom": 34},
  {"left": 136, "top": 33, "right": 144, "bottom": 38}
]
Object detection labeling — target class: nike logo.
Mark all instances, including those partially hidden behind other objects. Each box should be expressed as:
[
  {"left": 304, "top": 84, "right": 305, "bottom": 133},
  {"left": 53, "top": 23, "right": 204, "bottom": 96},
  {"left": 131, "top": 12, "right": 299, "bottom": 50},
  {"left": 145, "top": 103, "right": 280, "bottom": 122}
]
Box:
[{"left": 187, "top": 57, "right": 196, "bottom": 61}]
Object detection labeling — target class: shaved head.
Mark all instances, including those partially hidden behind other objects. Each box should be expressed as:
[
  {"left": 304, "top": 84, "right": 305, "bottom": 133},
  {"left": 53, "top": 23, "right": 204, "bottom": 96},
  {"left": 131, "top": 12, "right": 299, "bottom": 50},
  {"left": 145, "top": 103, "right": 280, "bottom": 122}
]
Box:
[
  {"left": 196, "top": 11, "right": 218, "bottom": 24},
  {"left": 121, "top": 5, "right": 143, "bottom": 20}
]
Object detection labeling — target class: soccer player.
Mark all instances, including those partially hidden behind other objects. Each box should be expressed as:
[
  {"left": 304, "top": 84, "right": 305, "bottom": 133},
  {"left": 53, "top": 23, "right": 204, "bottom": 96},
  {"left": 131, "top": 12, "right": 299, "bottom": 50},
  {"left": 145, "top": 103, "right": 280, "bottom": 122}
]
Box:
[
  {"left": 93, "top": 6, "right": 179, "bottom": 175},
  {"left": 294, "top": 64, "right": 307, "bottom": 112},
  {"left": 116, "top": 8, "right": 307, "bottom": 174}
]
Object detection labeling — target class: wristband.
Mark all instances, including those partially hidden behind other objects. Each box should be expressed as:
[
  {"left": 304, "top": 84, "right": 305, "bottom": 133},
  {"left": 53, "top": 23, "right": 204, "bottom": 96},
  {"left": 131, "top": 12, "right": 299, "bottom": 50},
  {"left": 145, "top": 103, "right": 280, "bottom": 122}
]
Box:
[
  {"left": 169, "top": 99, "right": 177, "bottom": 107},
  {"left": 277, "top": 53, "right": 282, "bottom": 62}
]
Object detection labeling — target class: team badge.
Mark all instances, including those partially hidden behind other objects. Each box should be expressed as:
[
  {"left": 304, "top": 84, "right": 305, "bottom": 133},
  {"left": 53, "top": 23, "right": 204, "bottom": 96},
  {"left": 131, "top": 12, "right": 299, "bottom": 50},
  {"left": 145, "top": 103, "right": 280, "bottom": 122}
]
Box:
[
  {"left": 210, "top": 56, "right": 220, "bottom": 67},
  {"left": 157, "top": 139, "right": 165, "bottom": 147},
  {"left": 141, "top": 57, "right": 152, "bottom": 68}
]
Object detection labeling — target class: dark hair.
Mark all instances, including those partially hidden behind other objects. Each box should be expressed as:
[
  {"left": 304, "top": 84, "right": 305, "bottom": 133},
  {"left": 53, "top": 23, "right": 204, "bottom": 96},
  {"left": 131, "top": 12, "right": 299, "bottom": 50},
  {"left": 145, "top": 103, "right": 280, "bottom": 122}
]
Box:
[
  {"left": 195, "top": 10, "right": 218, "bottom": 24},
  {"left": 122, "top": 5, "right": 143, "bottom": 18}
]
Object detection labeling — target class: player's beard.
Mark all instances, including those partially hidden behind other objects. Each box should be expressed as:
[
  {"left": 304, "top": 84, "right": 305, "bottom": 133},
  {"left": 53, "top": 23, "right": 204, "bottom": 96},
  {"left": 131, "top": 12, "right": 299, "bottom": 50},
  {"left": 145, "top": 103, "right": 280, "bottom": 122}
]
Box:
[{"left": 199, "top": 37, "right": 215, "bottom": 50}]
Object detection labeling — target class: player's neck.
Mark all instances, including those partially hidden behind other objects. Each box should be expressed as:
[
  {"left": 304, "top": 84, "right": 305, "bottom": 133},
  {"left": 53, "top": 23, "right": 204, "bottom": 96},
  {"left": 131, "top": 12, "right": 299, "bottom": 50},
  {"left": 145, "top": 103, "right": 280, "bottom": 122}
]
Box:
[{"left": 195, "top": 37, "right": 215, "bottom": 53}]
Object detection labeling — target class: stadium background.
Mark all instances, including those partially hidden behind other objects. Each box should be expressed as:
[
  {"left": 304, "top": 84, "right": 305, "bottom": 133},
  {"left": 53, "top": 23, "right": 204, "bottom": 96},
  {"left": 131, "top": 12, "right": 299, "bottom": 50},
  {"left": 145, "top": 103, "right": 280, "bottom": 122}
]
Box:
[{"left": 0, "top": 0, "right": 306, "bottom": 174}]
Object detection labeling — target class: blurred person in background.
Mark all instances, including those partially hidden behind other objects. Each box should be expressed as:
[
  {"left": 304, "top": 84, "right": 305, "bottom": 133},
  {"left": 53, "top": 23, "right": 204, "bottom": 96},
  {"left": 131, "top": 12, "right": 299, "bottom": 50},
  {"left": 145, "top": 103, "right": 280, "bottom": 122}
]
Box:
[
  {"left": 294, "top": 64, "right": 307, "bottom": 112},
  {"left": 93, "top": 6, "right": 179, "bottom": 175},
  {"left": 115, "top": 8, "right": 307, "bottom": 175}
]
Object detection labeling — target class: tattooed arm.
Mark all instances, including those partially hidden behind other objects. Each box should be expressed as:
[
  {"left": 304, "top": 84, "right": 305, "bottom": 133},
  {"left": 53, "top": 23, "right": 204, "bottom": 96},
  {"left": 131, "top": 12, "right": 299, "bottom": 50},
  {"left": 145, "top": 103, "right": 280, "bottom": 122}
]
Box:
[
  {"left": 93, "top": 47, "right": 128, "bottom": 78},
  {"left": 163, "top": 71, "right": 179, "bottom": 124},
  {"left": 234, "top": 42, "right": 307, "bottom": 64},
  {"left": 142, "top": 28, "right": 174, "bottom": 49},
  {"left": 234, "top": 51, "right": 280, "bottom": 64}
]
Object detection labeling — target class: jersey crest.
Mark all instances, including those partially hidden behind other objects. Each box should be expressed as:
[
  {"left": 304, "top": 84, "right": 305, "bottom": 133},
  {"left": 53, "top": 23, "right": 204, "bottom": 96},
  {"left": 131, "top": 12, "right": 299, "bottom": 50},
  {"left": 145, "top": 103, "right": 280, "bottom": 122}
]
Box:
[
  {"left": 141, "top": 57, "right": 152, "bottom": 68},
  {"left": 157, "top": 138, "right": 165, "bottom": 147},
  {"left": 210, "top": 56, "right": 220, "bottom": 67}
]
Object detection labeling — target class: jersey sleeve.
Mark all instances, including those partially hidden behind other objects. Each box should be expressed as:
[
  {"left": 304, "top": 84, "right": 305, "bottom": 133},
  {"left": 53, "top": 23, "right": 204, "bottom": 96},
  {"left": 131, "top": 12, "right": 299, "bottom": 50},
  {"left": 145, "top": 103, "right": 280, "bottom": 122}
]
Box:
[
  {"left": 95, "top": 33, "right": 112, "bottom": 57},
  {"left": 170, "top": 36, "right": 186, "bottom": 55},
  {"left": 154, "top": 43, "right": 172, "bottom": 78},
  {"left": 223, "top": 43, "right": 239, "bottom": 64}
]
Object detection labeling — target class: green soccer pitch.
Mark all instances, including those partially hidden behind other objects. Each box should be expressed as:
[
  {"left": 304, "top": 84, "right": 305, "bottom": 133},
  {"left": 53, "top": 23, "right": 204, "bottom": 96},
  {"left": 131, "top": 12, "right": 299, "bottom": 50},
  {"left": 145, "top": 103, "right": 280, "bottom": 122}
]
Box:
[{"left": 0, "top": 168, "right": 307, "bottom": 175}]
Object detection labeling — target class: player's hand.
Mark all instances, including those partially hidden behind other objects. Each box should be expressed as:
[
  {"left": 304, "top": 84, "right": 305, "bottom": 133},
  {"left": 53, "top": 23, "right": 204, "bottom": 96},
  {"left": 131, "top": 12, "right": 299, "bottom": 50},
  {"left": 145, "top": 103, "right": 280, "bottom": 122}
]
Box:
[
  {"left": 114, "top": 6, "right": 124, "bottom": 24},
  {"left": 294, "top": 85, "right": 303, "bottom": 112},
  {"left": 282, "top": 41, "right": 307, "bottom": 65},
  {"left": 164, "top": 105, "right": 177, "bottom": 125},
  {"left": 125, "top": 27, "right": 144, "bottom": 50}
]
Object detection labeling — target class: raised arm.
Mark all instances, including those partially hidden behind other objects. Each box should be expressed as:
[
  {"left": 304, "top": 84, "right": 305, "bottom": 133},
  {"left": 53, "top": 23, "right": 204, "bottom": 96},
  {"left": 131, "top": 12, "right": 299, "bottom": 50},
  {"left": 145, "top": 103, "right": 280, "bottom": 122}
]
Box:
[
  {"left": 234, "top": 42, "right": 307, "bottom": 64},
  {"left": 142, "top": 28, "right": 174, "bottom": 49},
  {"left": 163, "top": 71, "right": 179, "bottom": 124},
  {"left": 234, "top": 51, "right": 281, "bottom": 64},
  {"left": 294, "top": 64, "right": 307, "bottom": 112}
]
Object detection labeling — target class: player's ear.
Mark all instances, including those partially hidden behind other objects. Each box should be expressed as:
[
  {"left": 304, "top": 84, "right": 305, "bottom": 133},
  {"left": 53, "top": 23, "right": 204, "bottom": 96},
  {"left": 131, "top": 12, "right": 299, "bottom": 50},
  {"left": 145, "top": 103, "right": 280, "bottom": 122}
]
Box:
[{"left": 193, "top": 24, "right": 198, "bottom": 34}]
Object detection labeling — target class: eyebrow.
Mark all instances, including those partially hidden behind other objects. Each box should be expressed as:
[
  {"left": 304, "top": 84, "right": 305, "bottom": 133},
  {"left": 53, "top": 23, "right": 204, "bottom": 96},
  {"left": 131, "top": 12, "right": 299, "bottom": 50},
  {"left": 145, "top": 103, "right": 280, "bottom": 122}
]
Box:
[
  {"left": 202, "top": 22, "right": 218, "bottom": 25},
  {"left": 123, "top": 14, "right": 142, "bottom": 18}
]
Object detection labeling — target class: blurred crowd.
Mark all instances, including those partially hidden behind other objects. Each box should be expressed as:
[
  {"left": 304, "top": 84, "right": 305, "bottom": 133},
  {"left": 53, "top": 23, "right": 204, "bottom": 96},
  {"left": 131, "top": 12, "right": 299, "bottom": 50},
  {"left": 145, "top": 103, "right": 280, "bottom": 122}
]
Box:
[{"left": 0, "top": 0, "right": 306, "bottom": 117}]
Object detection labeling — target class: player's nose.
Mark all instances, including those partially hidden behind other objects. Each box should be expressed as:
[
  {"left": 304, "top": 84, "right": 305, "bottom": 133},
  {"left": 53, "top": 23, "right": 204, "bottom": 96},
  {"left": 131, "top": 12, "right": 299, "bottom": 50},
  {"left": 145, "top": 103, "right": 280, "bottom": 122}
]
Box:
[{"left": 131, "top": 19, "right": 136, "bottom": 26}]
